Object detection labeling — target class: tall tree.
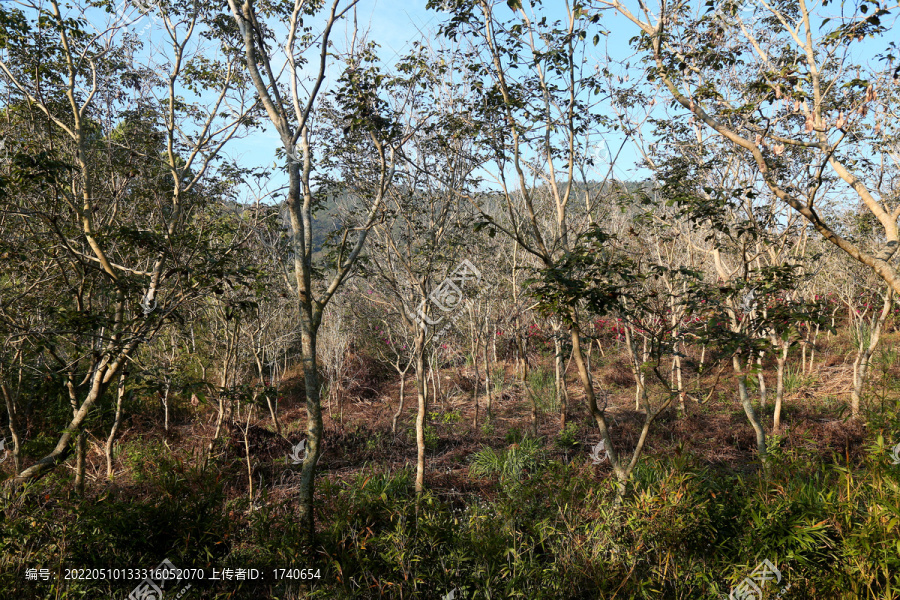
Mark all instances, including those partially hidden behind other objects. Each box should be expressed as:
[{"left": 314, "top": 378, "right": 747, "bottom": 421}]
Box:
[
  {"left": 225, "top": 0, "right": 410, "bottom": 536},
  {"left": 597, "top": 0, "right": 900, "bottom": 393},
  {"left": 0, "top": 0, "right": 251, "bottom": 485}
]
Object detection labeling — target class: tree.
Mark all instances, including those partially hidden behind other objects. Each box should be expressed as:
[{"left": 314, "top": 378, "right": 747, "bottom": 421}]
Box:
[
  {"left": 0, "top": 0, "right": 252, "bottom": 486},
  {"left": 433, "top": 0, "right": 666, "bottom": 499},
  {"left": 225, "top": 0, "right": 410, "bottom": 535},
  {"left": 597, "top": 0, "right": 900, "bottom": 385}
]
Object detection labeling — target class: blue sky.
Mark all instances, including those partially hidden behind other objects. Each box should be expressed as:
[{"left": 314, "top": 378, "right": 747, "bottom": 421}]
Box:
[
  {"left": 9, "top": 0, "right": 893, "bottom": 203},
  {"left": 212, "top": 0, "right": 650, "bottom": 201}
]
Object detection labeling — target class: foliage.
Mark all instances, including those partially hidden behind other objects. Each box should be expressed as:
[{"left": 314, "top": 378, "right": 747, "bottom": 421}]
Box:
[{"left": 469, "top": 436, "right": 544, "bottom": 482}]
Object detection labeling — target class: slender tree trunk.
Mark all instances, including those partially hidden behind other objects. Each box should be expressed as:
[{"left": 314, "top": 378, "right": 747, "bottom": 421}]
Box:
[
  {"left": 1, "top": 380, "right": 22, "bottom": 476},
  {"left": 414, "top": 333, "right": 428, "bottom": 494},
  {"left": 562, "top": 345, "right": 573, "bottom": 427},
  {"left": 206, "top": 354, "right": 230, "bottom": 468},
  {"left": 428, "top": 353, "right": 440, "bottom": 409},
  {"left": 254, "top": 342, "right": 282, "bottom": 435},
  {"left": 623, "top": 323, "right": 647, "bottom": 412},
  {"left": 492, "top": 332, "right": 498, "bottom": 365},
  {"left": 569, "top": 326, "right": 627, "bottom": 502},
  {"left": 773, "top": 342, "right": 788, "bottom": 433},
  {"left": 698, "top": 331, "right": 707, "bottom": 387},
  {"left": 471, "top": 331, "right": 480, "bottom": 431},
  {"left": 297, "top": 322, "right": 323, "bottom": 542},
  {"left": 243, "top": 404, "right": 255, "bottom": 511},
  {"left": 554, "top": 330, "right": 566, "bottom": 428},
  {"left": 757, "top": 352, "right": 767, "bottom": 410},
  {"left": 801, "top": 333, "right": 807, "bottom": 375},
  {"left": 734, "top": 354, "right": 768, "bottom": 474},
  {"left": 162, "top": 380, "right": 170, "bottom": 435},
  {"left": 808, "top": 324, "right": 820, "bottom": 373},
  {"left": 471, "top": 369, "right": 479, "bottom": 430},
  {"left": 266, "top": 393, "right": 282, "bottom": 436},
  {"left": 483, "top": 335, "right": 493, "bottom": 421},
  {"left": 74, "top": 433, "right": 86, "bottom": 496},
  {"left": 105, "top": 372, "right": 126, "bottom": 479},
  {"left": 392, "top": 370, "right": 407, "bottom": 434},
  {"left": 673, "top": 350, "right": 685, "bottom": 417},
  {"left": 65, "top": 375, "right": 87, "bottom": 496},
  {"left": 851, "top": 290, "right": 892, "bottom": 417}
]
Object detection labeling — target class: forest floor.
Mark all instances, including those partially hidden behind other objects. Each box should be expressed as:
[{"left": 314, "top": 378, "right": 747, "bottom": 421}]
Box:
[
  {"left": 103, "top": 330, "right": 890, "bottom": 513},
  {"left": 5, "top": 330, "right": 900, "bottom": 599}
]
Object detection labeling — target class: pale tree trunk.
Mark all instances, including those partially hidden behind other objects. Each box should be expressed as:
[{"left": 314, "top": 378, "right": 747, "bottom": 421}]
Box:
[
  {"left": 253, "top": 341, "right": 282, "bottom": 435},
  {"left": 428, "top": 347, "right": 440, "bottom": 409},
  {"left": 668, "top": 291, "right": 686, "bottom": 417},
  {"left": 1, "top": 378, "right": 22, "bottom": 476},
  {"left": 414, "top": 331, "right": 428, "bottom": 494},
  {"left": 242, "top": 404, "right": 255, "bottom": 511},
  {"left": 470, "top": 316, "right": 481, "bottom": 430},
  {"left": 554, "top": 327, "right": 567, "bottom": 428},
  {"left": 623, "top": 322, "right": 648, "bottom": 412},
  {"left": 105, "top": 371, "right": 126, "bottom": 480},
  {"left": 391, "top": 357, "right": 413, "bottom": 434},
  {"left": 757, "top": 352, "right": 767, "bottom": 410},
  {"left": 773, "top": 341, "right": 789, "bottom": 433},
  {"left": 673, "top": 351, "right": 685, "bottom": 416},
  {"left": 510, "top": 288, "right": 539, "bottom": 434},
  {"left": 266, "top": 394, "right": 282, "bottom": 437},
  {"left": 734, "top": 353, "right": 768, "bottom": 475},
  {"left": 801, "top": 328, "right": 808, "bottom": 375},
  {"left": 471, "top": 355, "right": 480, "bottom": 431},
  {"left": 640, "top": 336, "right": 648, "bottom": 409},
  {"left": 65, "top": 374, "right": 86, "bottom": 496},
  {"left": 492, "top": 332, "right": 498, "bottom": 366},
  {"left": 698, "top": 325, "right": 708, "bottom": 387},
  {"left": 11, "top": 291, "right": 135, "bottom": 485},
  {"left": 572, "top": 319, "right": 676, "bottom": 508},
  {"left": 207, "top": 341, "right": 232, "bottom": 465},
  {"left": 393, "top": 375, "right": 406, "bottom": 434},
  {"left": 161, "top": 378, "right": 170, "bottom": 435},
  {"left": 483, "top": 335, "right": 493, "bottom": 422},
  {"left": 562, "top": 345, "right": 573, "bottom": 427},
  {"left": 808, "top": 323, "right": 820, "bottom": 373},
  {"left": 850, "top": 289, "right": 893, "bottom": 418}
]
